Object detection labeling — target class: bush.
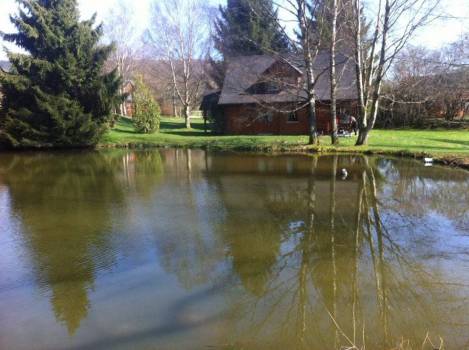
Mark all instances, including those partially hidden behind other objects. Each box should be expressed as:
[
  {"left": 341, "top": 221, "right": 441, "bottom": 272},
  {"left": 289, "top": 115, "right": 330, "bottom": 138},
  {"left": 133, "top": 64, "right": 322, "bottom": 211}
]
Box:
[{"left": 133, "top": 76, "right": 161, "bottom": 134}]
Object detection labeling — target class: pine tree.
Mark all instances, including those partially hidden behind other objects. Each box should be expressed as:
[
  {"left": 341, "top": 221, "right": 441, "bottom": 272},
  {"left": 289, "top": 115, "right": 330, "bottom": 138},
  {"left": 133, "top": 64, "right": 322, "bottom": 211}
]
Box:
[
  {"left": 0, "top": 0, "right": 121, "bottom": 148},
  {"left": 214, "top": 0, "right": 291, "bottom": 58},
  {"left": 315, "top": 0, "right": 359, "bottom": 53}
]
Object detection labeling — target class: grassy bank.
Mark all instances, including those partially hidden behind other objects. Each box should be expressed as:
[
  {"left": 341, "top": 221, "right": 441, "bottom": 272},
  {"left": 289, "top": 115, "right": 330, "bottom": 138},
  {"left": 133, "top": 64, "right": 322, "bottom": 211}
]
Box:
[{"left": 102, "top": 117, "right": 469, "bottom": 168}]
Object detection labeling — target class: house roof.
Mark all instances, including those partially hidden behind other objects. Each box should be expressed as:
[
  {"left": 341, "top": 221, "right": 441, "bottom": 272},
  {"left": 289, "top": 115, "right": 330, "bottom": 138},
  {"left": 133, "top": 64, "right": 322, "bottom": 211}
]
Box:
[
  {"left": 218, "top": 52, "right": 357, "bottom": 105},
  {"left": 0, "top": 61, "right": 11, "bottom": 72}
]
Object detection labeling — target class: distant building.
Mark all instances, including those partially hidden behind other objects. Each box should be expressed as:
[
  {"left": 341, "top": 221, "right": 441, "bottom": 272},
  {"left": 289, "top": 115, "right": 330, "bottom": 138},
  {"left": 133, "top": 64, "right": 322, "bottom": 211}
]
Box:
[
  {"left": 131, "top": 59, "right": 205, "bottom": 117},
  {"left": 0, "top": 61, "right": 11, "bottom": 107},
  {"left": 394, "top": 71, "right": 469, "bottom": 121},
  {"left": 0, "top": 61, "right": 11, "bottom": 72},
  {"left": 122, "top": 80, "right": 134, "bottom": 117}
]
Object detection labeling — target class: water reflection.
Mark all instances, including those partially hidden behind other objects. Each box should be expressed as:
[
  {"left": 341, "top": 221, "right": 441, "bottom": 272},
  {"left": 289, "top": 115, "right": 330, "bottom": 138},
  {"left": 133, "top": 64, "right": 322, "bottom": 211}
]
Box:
[
  {"left": 0, "top": 151, "right": 164, "bottom": 335},
  {"left": 211, "top": 155, "right": 469, "bottom": 349},
  {"left": 0, "top": 150, "right": 468, "bottom": 349},
  {"left": 1, "top": 152, "right": 125, "bottom": 334}
]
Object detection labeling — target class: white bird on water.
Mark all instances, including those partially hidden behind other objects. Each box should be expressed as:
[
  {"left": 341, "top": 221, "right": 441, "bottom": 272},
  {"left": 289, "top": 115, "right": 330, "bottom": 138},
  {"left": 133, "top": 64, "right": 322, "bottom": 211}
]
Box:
[{"left": 341, "top": 168, "right": 348, "bottom": 179}]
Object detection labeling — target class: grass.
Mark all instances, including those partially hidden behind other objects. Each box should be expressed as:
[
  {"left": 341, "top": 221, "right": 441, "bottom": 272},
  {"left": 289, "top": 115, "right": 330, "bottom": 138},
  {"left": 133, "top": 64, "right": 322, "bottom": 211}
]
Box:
[{"left": 101, "top": 117, "right": 469, "bottom": 167}]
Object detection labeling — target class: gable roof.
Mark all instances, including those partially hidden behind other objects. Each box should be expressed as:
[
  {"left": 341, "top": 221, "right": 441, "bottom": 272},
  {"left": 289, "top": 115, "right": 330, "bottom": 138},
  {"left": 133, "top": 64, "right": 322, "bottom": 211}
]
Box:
[
  {"left": 0, "top": 61, "right": 11, "bottom": 72},
  {"left": 218, "top": 51, "right": 357, "bottom": 105}
]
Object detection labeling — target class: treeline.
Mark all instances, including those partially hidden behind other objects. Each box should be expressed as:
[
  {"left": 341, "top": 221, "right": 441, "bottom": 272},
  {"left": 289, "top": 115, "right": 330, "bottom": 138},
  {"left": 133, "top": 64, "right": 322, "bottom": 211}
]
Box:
[{"left": 379, "top": 41, "right": 469, "bottom": 128}]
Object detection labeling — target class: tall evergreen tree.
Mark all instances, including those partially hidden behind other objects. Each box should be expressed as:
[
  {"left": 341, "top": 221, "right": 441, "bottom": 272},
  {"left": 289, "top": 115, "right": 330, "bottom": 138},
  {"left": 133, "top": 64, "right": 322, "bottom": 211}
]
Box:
[
  {"left": 0, "top": 0, "right": 121, "bottom": 148},
  {"left": 214, "top": 0, "right": 291, "bottom": 58}
]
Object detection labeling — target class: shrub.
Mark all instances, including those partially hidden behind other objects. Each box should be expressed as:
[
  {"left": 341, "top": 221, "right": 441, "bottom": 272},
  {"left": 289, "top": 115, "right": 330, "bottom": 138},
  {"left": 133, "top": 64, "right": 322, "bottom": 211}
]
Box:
[{"left": 132, "top": 76, "right": 161, "bottom": 134}]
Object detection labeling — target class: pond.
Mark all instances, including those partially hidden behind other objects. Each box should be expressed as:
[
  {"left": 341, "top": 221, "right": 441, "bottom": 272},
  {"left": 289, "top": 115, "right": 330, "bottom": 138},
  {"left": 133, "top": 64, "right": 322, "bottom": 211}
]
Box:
[{"left": 0, "top": 149, "right": 468, "bottom": 350}]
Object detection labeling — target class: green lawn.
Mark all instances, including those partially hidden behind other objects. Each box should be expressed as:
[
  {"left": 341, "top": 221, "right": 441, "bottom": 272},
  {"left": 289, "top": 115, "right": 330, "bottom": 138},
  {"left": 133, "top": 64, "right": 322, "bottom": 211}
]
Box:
[{"left": 102, "top": 117, "right": 469, "bottom": 161}]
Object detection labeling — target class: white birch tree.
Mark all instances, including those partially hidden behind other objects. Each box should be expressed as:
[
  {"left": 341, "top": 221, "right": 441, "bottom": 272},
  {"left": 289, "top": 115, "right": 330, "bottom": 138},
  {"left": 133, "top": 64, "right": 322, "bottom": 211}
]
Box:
[
  {"left": 104, "top": 0, "right": 140, "bottom": 116},
  {"left": 352, "top": 0, "right": 441, "bottom": 145},
  {"left": 147, "top": 0, "right": 212, "bottom": 128},
  {"left": 329, "top": 0, "right": 339, "bottom": 144}
]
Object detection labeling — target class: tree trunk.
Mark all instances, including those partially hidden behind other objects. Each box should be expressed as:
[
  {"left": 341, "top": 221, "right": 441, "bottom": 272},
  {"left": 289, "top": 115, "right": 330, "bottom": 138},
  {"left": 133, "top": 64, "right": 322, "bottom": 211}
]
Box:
[
  {"left": 357, "top": 61, "right": 384, "bottom": 145},
  {"left": 120, "top": 102, "right": 125, "bottom": 117},
  {"left": 118, "top": 84, "right": 126, "bottom": 116},
  {"left": 353, "top": 0, "right": 365, "bottom": 108},
  {"left": 353, "top": 0, "right": 368, "bottom": 145},
  {"left": 297, "top": 0, "right": 318, "bottom": 145},
  {"left": 308, "top": 98, "right": 318, "bottom": 145},
  {"left": 172, "top": 86, "right": 177, "bottom": 117},
  {"left": 356, "top": 0, "right": 390, "bottom": 146},
  {"left": 330, "top": 0, "right": 339, "bottom": 145},
  {"left": 183, "top": 105, "right": 191, "bottom": 128},
  {"left": 356, "top": 128, "right": 369, "bottom": 145},
  {"left": 304, "top": 54, "right": 319, "bottom": 145}
]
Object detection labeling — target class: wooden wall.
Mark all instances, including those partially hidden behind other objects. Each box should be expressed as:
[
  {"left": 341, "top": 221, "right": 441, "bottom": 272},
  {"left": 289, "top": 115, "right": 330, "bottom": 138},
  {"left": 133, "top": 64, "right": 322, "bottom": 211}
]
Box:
[{"left": 222, "top": 101, "right": 357, "bottom": 135}]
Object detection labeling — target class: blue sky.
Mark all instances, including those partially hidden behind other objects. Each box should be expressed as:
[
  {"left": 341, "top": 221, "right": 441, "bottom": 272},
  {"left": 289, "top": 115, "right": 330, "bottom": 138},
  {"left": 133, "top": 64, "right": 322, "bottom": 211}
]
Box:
[{"left": 0, "top": 0, "right": 468, "bottom": 60}]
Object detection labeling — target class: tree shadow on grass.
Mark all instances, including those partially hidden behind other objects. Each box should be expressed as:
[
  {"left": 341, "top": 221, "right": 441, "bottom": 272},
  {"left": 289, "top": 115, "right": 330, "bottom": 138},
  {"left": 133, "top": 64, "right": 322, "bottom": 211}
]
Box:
[
  {"left": 161, "top": 119, "right": 212, "bottom": 137},
  {"left": 113, "top": 118, "right": 138, "bottom": 134},
  {"left": 424, "top": 138, "right": 469, "bottom": 148},
  {"left": 113, "top": 128, "right": 138, "bottom": 135},
  {"left": 369, "top": 144, "right": 467, "bottom": 152},
  {"left": 162, "top": 130, "right": 210, "bottom": 137},
  {"left": 113, "top": 118, "right": 212, "bottom": 137}
]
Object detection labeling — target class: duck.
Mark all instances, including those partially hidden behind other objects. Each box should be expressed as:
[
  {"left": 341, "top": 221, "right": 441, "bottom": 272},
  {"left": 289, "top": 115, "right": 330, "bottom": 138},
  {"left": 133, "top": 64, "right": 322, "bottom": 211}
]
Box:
[{"left": 341, "top": 168, "right": 348, "bottom": 179}]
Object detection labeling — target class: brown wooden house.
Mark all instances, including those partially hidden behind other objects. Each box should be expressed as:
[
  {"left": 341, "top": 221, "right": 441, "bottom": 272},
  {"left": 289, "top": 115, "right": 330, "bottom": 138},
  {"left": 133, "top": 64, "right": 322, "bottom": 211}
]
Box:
[
  {"left": 0, "top": 61, "right": 11, "bottom": 108},
  {"left": 212, "top": 52, "right": 358, "bottom": 135},
  {"left": 122, "top": 80, "right": 135, "bottom": 117}
]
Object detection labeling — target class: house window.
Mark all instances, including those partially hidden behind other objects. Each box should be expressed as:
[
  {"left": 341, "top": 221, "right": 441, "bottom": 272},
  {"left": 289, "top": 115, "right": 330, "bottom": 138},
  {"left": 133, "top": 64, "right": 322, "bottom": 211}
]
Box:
[
  {"left": 248, "top": 82, "right": 280, "bottom": 95},
  {"left": 264, "top": 82, "right": 280, "bottom": 94},
  {"left": 260, "top": 112, "right": 273, "bottom": 123},
  {"left": 287, "top": 112, "right": 299, "bottom": 123}
]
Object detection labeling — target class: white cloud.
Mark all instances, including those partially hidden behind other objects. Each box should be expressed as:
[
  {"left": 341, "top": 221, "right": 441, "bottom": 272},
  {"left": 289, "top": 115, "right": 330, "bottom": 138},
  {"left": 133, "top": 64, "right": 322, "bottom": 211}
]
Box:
[{"left": 413, "top": 0, "right": 469, "bottom": 49}]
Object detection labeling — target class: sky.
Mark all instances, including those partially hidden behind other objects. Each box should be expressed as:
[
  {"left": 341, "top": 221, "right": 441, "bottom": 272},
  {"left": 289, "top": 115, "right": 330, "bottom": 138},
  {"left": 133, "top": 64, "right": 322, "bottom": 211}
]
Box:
[{"left": 0, "top": 0, "right": 468, "bottom": 60}]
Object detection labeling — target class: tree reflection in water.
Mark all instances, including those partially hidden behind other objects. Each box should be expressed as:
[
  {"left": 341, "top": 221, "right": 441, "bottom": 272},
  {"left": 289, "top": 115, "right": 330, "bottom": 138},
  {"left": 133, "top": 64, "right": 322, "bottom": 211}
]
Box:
[
  {"left": 202, "top": 153, "right": 469, "bottom": 350},
  {"left": 2, "top": 152, "right": 125, "bottom": 334},
  {"left": 1, "top": 150, "right": 164, "bottom": 335}
]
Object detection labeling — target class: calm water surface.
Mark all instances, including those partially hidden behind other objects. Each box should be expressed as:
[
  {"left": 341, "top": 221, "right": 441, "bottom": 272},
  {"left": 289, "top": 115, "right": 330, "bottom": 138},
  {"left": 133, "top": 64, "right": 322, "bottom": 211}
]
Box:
[{"left": 0, "top": 149, "right": 468, "bottom": 350}]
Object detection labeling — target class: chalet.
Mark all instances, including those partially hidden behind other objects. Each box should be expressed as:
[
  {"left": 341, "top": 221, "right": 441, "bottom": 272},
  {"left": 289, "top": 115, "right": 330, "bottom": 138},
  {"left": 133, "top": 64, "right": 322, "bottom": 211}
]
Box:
[
  {"left": 0, "top": 61, "right": 11, "bottom": 72},
  {"left": 0, "top": 61, "right": 11, "bottom": 107},
  {"left": 207, "top": 52, "right": 358, "bottom": 135},
  {"left": 391, "top": 70, "right": 469, "bottom": 121},
  {"left": 431, "top": 71, "right": 469, "bottom": 119},
  {"left": 122, "top": 80, "right": 135, "bottom": 117},
  {"left": 430, "top": 89, "right": 469, "bottom": 119},
  {"left": 132, "top": 58, "right": 208, "bottom": 117}
]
